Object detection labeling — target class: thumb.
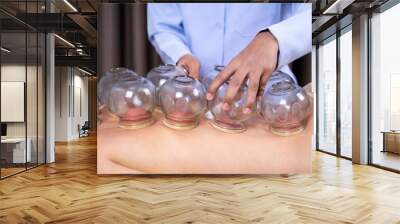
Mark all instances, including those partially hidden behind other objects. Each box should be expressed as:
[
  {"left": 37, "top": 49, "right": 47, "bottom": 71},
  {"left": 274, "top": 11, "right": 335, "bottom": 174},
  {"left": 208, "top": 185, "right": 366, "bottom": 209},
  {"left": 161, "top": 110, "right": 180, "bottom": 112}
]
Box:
[{"left": 189, "top": 63, "right": 200, "bottom": 80}]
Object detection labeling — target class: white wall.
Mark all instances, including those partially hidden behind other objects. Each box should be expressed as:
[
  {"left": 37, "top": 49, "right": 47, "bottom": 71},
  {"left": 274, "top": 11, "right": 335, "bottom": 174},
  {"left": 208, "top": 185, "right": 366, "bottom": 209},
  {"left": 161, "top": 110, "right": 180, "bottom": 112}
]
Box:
[
  {"left": 54, "top": 66, "right": 69, "bottom": 141},
  {"left": 54, "top": 67, "right": 89, "bottom": 141},
  {"left": 72, "top": 73, "right": 89, "bottom": 138},
  {"left": 1, "top": 64, "right": 46, "bottom": 164},
  {"left": 1, "top": 65, "right": 27, "bottom": 142},
  {"left": 1, "top": 65, "right": 39, "bottom": 138}
]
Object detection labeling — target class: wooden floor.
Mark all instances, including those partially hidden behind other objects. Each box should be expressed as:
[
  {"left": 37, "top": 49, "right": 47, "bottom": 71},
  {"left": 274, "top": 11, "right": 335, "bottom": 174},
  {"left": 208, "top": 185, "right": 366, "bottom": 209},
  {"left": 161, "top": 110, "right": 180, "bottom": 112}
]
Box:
[
  {"left": 1, "top": 167, "right": 26, "bottom": 178},
  {"left": 372, "top": 150, "right": 400, "bottom": 171},
  {"left": 1, "top": 135, "right": 400, "bottom": 223}
]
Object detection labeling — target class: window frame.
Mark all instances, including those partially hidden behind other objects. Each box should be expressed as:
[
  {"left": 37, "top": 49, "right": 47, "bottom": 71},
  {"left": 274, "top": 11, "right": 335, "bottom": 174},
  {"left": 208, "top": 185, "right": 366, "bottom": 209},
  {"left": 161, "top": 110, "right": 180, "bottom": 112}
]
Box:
[{"left": 315, "top": 24, "right": 353, "bottom": 161}]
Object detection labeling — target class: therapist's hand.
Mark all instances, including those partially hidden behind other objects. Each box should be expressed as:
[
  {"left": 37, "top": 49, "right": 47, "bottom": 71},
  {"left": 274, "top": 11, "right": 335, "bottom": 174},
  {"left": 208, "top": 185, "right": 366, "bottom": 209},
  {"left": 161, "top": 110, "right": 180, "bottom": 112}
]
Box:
[
  {"left": 177, "top": 54, "right": 201, "bottom": 80},
  {"left": 207, "top": 31, "right": 279, "bottom": 114}
]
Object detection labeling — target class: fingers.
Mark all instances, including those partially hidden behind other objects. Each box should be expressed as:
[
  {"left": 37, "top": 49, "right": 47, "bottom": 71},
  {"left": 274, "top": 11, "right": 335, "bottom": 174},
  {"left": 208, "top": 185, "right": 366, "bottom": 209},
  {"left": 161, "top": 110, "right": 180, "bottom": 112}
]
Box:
[
  {"left": 177, "top": 61, "right": 199, "bottom": 80},
  {"left": 256, "top": 69, "right": 271, "bottom": 97},
  {"left": 189, "top": 60, "right": 200, "bottom": 80},
  {"left": 260, "top": 64, "right": 274, "bottom": 86},
  {"left": 176, "top": 58, "right": 187, "bottom": 69},
  {"left": 177, "top": 54, "right": 201, "bottom": 80},
  {"left": 244, "top": 72, "right": 262, "bottom": 114},
  {"left": 260, "top": 72, "right": 270, "bottom": 87},
  {"left": 206, "top": 62, "right": 236, "bottom": 100},
  {"left": 177, "top": 62, "right": 189, "bottom": 74},
  {"left": 223, "top": 68, "right": 248, "bottom": 108}
]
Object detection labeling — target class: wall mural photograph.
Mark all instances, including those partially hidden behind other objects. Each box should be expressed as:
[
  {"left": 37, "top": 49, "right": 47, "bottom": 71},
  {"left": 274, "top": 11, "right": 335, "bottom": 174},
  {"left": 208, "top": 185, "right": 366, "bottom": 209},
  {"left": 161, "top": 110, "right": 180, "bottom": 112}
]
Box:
[{"left": 97, "top": 3, "right": 314, "bottom": 174}]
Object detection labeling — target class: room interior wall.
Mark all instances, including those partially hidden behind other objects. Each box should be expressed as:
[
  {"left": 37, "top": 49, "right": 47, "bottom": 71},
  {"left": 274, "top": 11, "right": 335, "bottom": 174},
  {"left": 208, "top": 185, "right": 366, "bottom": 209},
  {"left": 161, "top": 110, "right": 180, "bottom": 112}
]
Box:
[
  {"left": 1, "top": 63, "right": 45, "bottom": 164},
  {"left": 72, "top": 72, "right": 89, "bottom": 138},
  {"left": 1, "top": 64, "right": 38, "bottom": 139},
  {"left": 54, "top": 66, "right": 69, "bottom": 141},
  {"left": 54, "top": 66, "right": 89, "bottom": 141}
]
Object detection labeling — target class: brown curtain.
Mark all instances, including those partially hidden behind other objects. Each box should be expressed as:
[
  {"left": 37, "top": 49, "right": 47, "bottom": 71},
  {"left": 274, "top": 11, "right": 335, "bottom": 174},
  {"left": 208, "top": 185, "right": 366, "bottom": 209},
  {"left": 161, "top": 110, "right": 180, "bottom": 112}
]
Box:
[
  {"left": 97, "top": 3, "right": 161, "bottom": 78},
  {"left": 88, "top": 76, "right": 97, "bottom": 132}
]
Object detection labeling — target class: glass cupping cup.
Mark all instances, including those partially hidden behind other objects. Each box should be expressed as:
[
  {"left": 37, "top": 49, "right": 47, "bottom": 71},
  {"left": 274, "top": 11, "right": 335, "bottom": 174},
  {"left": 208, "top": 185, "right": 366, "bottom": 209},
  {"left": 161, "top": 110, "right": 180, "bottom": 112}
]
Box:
[
  {"left": 260, "top": 80, "right": 311, "bottom": 136},
  {"left": 107, "top": 75, "right": 156, "bottom": 129},
  {"left": 208, "top": 83, "right": 255, "bottom": 133},
  {"left": 147, "top": 64, "right": 187, "bottom": 108},
  {"left": 159, "top": 75, "right": 207, "bottom": 130}
]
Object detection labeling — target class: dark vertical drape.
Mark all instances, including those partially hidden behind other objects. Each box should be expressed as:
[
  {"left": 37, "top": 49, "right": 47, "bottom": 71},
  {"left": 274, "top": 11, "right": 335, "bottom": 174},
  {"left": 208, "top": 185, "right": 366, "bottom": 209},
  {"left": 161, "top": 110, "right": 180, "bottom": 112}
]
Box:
[
  {"left": 88, "top": 77, "right": 97, "bottom": 132},
  {"left": 292, "top": 53, "right": 312, "bottom": 86},
  {"left": 98, "top": 3, "right": 161, "bottom": 78},
  {"left": 97, "top": 3, "right": 121, "bottom": 78}
]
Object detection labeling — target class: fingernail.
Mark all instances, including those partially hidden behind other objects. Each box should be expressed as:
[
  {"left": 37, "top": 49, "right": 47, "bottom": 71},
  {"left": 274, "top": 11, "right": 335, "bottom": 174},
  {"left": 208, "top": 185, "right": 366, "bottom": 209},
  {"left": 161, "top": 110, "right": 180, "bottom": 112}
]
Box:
[
  {"left": 243, "top": 107, "right": 251, "bottom": 114},
  {"left": 206, "top": 93, "right": 213, "bottom": 100},
  {"left": 223, "top": 103, "right": 230, "bottom": 111}
]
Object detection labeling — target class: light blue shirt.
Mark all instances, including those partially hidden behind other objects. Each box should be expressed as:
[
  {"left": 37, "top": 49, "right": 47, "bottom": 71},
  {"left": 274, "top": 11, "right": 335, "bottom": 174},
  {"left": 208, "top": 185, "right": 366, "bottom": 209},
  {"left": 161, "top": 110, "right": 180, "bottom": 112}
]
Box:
[{"left": 147, "top": 3, "right": 311, "bottom": 81}]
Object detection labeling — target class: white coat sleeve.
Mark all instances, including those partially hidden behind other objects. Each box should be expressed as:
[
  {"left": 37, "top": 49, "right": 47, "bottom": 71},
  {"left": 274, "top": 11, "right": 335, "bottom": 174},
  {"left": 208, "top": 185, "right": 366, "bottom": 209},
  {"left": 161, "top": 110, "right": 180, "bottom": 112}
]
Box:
[
  {"left": 267, "top": 4, "right": 312, "bottom": 69},
  {"left": 147, "top": 3, "right": 192, "bottom": 65}
]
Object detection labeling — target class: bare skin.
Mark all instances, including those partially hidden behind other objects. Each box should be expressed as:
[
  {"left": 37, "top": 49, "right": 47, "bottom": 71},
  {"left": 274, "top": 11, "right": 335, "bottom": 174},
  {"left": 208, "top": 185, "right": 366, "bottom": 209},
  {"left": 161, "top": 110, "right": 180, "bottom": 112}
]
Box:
[
  {"left": 177, "top": 31, "right": 279, "bottom": 114},
  {"left": 98, "top": 112, "right": 313, "bottom": 174},
  {"left": 177, "top": 54, "right": 201, "bottom": 80}
]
